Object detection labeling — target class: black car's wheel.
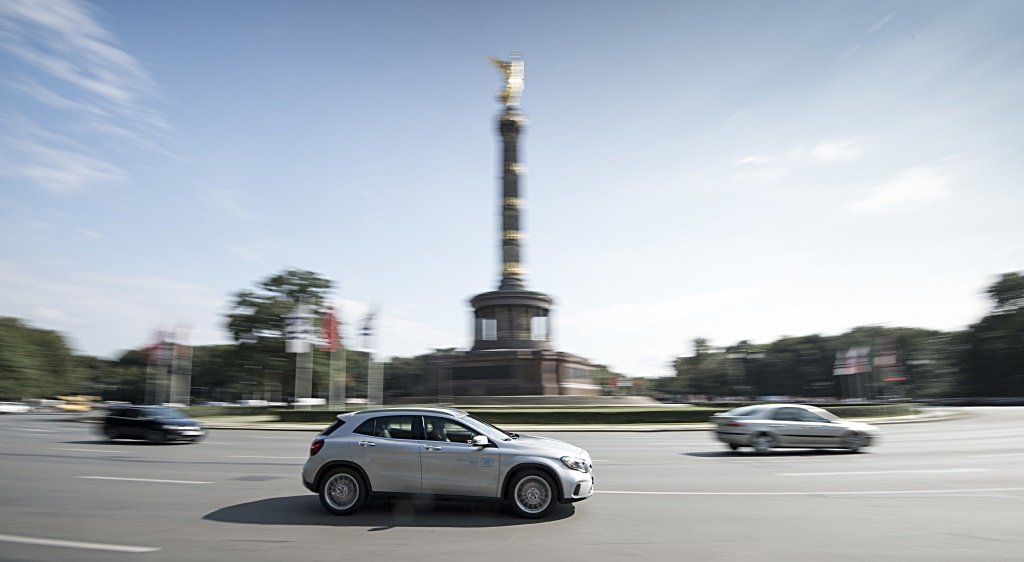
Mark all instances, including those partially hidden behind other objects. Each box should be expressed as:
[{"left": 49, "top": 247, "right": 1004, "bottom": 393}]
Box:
[
  {"left": 508, "top": 469, "right": 556, "bottom": 519},
  {"left": 103, "top": 427, "right": 119, "bottom": 440},
  {"left": 727, "top": 443, "right": 740, "bottom": 451},
  {"left": 841, "top": 432, "right": 867, "bottom": 453},
  {"left": 751, "top": 433, "right": 775, "bottom": 454},
  {"left": 145, "top": 430, "right": 166, "bottom": 444},
  {"left": 319, "top": 467, "right": 366, "bottom": 515}
]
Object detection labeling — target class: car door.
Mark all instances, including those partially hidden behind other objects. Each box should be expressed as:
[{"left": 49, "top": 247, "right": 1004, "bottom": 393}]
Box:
[
  {"left": 348, "top": 415, "right": 422, "bottom": 494},
  {"left": 796, "top": 409, "right": 846, "bottom": 446},
  {"left": 121, "top": 408, "right": 147, "bottom": 438},
  {"left": 768, "top": 407, "right": 805, "bottom": 446},
  {"left": 420, "top": 416, "right": 501, "bottom": 498}
]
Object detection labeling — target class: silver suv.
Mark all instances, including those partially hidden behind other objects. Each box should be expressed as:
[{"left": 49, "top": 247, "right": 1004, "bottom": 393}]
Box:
[{"left": 301, "top": 407, "right": 595, "bottom": 518}]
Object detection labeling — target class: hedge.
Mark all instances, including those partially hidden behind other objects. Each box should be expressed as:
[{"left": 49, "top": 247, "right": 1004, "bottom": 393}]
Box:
[{"left": 271, "top": 403, "right": 916, "bottom": 425}]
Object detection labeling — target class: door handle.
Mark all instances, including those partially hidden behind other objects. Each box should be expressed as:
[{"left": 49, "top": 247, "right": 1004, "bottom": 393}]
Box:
[
  {"left": 424, "top": 445, "right": 442, "bottom": 451},
  {"left": 358, "top": 441, "right": 376, "bottom": 447}
]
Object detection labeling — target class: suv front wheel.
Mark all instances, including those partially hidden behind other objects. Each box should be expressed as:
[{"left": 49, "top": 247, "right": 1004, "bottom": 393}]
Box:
[{"left": 508, "top": 469, "right": 556, "bottom": 519}]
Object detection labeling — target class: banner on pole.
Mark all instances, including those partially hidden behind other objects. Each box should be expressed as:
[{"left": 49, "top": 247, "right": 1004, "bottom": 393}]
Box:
[{"left": 285, "top": 305, "right": 314, "bottom": 354}]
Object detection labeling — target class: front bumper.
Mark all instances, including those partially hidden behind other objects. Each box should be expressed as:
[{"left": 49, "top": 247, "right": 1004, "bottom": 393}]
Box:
[
  {"left": 165, "top": 428, "right": 205, "bottom": 441},
  {"left": 557, "top": 464, "right": 595, "bottom": 503}
]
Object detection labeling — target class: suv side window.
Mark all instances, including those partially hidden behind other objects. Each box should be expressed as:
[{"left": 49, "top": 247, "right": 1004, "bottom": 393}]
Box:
[
  {"left": 354, "top": 418, "right": 375, "bottom": 436},
  {"left": 424, "top": 416, "right": 478, "bottom": 444},
  {"left": 354, "top": 416, "right": 419, "bottom": 440}
]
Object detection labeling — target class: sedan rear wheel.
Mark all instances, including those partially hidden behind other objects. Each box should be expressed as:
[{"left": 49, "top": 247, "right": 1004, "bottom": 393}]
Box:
[
  {"left": 727, "top": 443, "right": 740, "bottom": 451},
  {"left": 751, "top": 433, "right": 775, "bottom": 454},
  {"left": 509, "top": 469, "right": 556, "bottom": 519}
]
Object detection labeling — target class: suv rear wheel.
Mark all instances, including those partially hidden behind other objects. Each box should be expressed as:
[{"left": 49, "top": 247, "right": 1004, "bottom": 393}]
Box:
[{"left": 319, "top": 467, "right": 366, "bottom": 515}]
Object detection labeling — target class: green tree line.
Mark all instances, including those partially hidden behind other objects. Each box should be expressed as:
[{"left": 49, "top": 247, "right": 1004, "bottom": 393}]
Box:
[{"left": 1, "top": 270, "right": 1021, "bottom": 403}]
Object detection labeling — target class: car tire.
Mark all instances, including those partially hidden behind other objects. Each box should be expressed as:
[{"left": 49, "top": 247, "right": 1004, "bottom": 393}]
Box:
[
  {"left": 145, "top": 430, "right": 166, "bottom": 444},
  {"left": 508, "top": 469, "right": 557, "bottom": 519},
  {"left": 319, "top": 467, "right": 366, "bottom": 515},
  {"left": 727, "top": 443, "right": 740, "bottom": 451},
  {"left": 751, "top": 433, "right": 775, "bottom": 454},
  {"left": 841, "top": 432, "right": 866, "bottom": 453},
  {"left": 103, "top": 428, "right": 119, "bottom": 440}
]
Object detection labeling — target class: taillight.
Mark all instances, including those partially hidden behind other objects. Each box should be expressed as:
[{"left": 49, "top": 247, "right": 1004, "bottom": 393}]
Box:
[
  {"left": 310, "top": 438, "right": 324, "bottom": 456},
  {"left": 724, "top": 421, "right": 744, "bottom": 427}
]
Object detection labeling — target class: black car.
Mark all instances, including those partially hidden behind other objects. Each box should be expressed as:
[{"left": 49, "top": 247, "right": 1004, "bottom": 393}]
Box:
[{"left": 101, "top": 405, "right": 206, "bottom": 443}]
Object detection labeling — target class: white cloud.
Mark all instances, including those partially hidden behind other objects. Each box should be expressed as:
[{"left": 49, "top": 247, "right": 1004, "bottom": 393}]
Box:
[
  {"left": 0, "top": 261, "right": 230, "bottom": 356},
  {"left": 0, "top": 0, "right": 157, "bottom": 108},
  {"left": 866, "top": 12, "right": 895, "bottom": 35},
  {"left": 811, "top": 139, "right": 866, "bottom": 163},
  {"left": 12, "top": 139, "right": 127, "bottom": 192},
  {"left": 558, "top": 287, "right": 763, "bottom": 376},
  {"left": 735, "top": 154, "right": 776, "bottom": 166},
  {"left": 0, "top": 0, "right": 173, "bottom": 191},
  {"left": 850, "top": 166, "right": 953, "bottom": 214}
]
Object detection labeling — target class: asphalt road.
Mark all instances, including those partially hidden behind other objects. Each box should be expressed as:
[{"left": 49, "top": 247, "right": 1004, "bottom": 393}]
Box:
[{"left": 1, "top": 408, "right": 1022, "bottom": 561}]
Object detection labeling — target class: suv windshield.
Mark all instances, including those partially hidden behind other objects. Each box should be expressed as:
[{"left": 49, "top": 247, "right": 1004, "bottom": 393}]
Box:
[
  {"left": 465, "top": 414, "right": 513, "bottom": 438},
  {"left": 147, "top": 407, "right": 185, "bottom": 419}
]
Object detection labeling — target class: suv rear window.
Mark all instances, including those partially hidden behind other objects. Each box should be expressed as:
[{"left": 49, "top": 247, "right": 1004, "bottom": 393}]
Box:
[{"left": 319, "top": 419, "right": 346, "bottom": 436}]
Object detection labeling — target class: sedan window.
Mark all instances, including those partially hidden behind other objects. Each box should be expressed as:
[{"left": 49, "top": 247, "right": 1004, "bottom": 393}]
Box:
[
  {"left": 797, "top": 409, "right": 829, "bottom": 423},
  {"left": 772, "top": 408, "right": 803, "bottom": 421}
]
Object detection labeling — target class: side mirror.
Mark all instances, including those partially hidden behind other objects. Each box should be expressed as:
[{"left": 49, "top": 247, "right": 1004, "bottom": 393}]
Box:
[{"left": 470, "top": 435, "right": 491, "bottom": 447}]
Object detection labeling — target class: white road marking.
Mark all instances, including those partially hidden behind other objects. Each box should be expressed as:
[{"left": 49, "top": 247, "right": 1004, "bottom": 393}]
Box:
[
  {"left": 969, "top": 453, "right": 1024, "bottom": 458},
  {"left": 778, "top": 468, "right": 993, "bottom": 476},
  {"left": 734, "top": 459, "right": 844, "bottom": 463},
  {"left": 624, "top": 442, "right": 711, "bottom": 446},
  {"left": 77, "top": 476, "right": 212, "bottom": 484},
  {"left": 598, "top": 486, "right": 1024, "bottom": 496},
  {"left": 60, "top": 448, "right": 122, "bottom": 453},
  {"left": 0, "top": 533, "right": 159, "bottom": 553},
  {"left": 228, "top": 455, "right": 306, "bottom": 460},
  {"left": 6, "top": 427, "right": 55, "bottom": 433}
]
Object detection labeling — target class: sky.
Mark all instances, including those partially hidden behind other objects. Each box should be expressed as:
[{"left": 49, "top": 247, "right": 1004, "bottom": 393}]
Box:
[{"left": 1, "top": 0, "right": 1022, "bottom": 378}]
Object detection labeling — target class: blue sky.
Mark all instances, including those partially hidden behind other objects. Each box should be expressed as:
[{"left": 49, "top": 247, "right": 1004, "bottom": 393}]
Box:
[{"left": 1, "top": 0, "right": 1022, "bottom": 378}]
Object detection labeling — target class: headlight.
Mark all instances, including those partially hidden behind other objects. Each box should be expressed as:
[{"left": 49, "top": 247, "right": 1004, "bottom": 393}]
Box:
[
  {"left": 161, "top": 425, "right": 184, "bottom": 430},
  {"left": 560, "top": 456, "right": 589, "bottom": 473}
]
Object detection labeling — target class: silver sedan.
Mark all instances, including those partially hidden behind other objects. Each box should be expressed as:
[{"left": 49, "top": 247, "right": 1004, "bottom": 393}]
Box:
[{"left": 710, "top": 403, "right": 881, "bottom": 453}]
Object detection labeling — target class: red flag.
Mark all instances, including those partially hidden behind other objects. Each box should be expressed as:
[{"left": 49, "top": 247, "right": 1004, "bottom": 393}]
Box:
[{"left": 320, "top": 307, "right": 340, "bottom": 351}]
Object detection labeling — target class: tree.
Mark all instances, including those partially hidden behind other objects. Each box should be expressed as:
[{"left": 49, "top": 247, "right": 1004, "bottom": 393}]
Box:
[
  {"left": 987, "top": 271, "right": 1024, "bottom": 314},
  {"left": 225, "top": 269, "right": 334, "bottom": 400},
  {"left": 0, "top": 317, "right": 82, "bottom": 399},
  {"left": 957, "top": 272, "right": 1024, "bottom": 396}
]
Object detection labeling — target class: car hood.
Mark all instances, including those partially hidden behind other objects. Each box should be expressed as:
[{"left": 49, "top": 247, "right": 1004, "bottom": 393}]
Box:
[
  {"left": 500, "top": 434, "right": 588, "bottom": 458},
  {"left": 844, "top": 421, "right": 881, "bottom": 434}
]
